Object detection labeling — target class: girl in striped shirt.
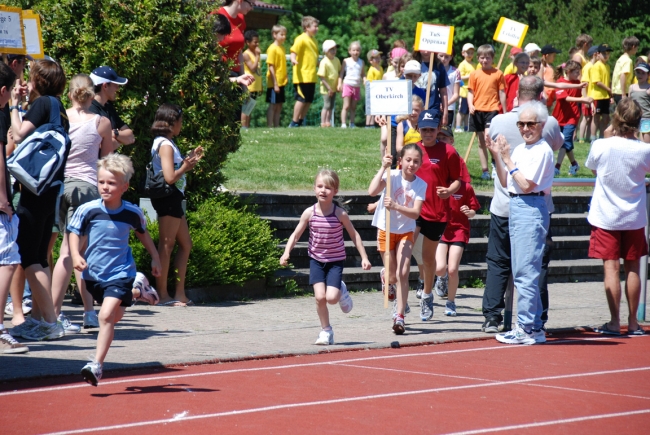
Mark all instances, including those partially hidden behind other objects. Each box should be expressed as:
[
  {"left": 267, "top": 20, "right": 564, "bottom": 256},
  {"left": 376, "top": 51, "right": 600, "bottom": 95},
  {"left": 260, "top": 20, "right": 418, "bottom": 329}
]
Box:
[{"left": 280, "top": 169, "right": 371, "bottom": 345}]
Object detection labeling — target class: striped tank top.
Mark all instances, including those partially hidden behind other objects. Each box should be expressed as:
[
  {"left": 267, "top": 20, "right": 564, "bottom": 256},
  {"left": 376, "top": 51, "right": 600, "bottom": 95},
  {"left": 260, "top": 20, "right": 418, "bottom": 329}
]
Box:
[{"left": 308, "top": 204, "right": 346, "bottom": 263}]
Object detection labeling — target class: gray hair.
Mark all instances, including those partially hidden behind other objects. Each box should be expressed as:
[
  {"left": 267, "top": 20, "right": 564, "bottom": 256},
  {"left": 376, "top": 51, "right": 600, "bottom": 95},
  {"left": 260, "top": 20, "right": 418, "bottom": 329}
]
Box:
[
  {"left": 518, "top": 101, "right": 548, "bottom": 124},
  {"left": 518, "top": 75, "right": 544, "bottom": 101}
]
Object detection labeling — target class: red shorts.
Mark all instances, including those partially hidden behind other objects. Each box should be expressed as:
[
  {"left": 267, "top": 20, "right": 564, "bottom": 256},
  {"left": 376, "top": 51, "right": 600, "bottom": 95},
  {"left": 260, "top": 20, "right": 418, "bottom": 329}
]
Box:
[
  {"left": 588, "top": 226, "right": 648, "bottom": 260},
  {"left": 581, "top": 102, "right": 593, "bottom": 117},
  {"left": 441, "top": 226, "right": 470, "bottom": 244}
]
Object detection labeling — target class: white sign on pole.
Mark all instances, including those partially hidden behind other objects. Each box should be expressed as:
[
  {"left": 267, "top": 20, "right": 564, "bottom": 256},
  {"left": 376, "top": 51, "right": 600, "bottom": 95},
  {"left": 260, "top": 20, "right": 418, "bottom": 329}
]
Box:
[
  {"left": 23, "top": 10, "right": 44, "bottom": 59},
  {"left": 414, "top": 23, "right": 454, "bottom": 55},
  {"left": 0, "top": 6, "right": 26, "bottom": 54},
  {"left": 365, "top": 80, "right": 412, "bottom": 116},
  {"left": 493, "top": 17, "right": 529, "bottom": 48}
]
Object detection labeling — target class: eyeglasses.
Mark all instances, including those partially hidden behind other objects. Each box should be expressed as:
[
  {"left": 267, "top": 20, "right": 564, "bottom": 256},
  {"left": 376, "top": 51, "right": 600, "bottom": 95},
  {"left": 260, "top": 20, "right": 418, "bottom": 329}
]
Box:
[{"left": 516, "top": 121, "right": 541, "bottom": 129}]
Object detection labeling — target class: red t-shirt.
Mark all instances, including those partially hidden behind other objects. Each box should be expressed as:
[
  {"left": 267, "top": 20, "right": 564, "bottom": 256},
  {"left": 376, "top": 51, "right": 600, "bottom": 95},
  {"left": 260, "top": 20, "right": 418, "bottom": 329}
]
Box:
[
  {"left": 504, "top": 74, "right": 519, "bottom": 113},
  {"left": 416, "top": 140, "right": 461, "bottom": 222},
  {"left": 552, "top": 77, "right": 582, "bottom": 126},
  {"left": 459, "top": 155, "right": 471, "bottom": 183},
  {"left": 213, "top": 7, "right": 246, "bottom": 73},
  {"left": 441, "top": 182, "right": 481, "bottom": 243}
]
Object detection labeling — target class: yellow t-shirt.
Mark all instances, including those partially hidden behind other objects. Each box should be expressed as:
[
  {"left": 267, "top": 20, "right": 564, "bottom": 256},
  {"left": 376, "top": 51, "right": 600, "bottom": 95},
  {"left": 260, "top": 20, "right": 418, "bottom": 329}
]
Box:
[
  {"left": 581, "top": 61, "right": 593, "bottom": 95},
  {"left": 290, "top": 32, "right": 318, "bottom": 84},
  {"left": 588, "top": 60, "right": 611, "bottom": 100},
  {"left": 317, "top": 56, "right": 341, "bottom": 95},
  {"left": 266, "top": 43, "right": 288, "bottom": 88},
  {"left": 404, "top": 125, "right": 421, "bottom": 145},
  {"left": 611, "top": 53, "right": 633, "bottom": 95},
  {"left": 243, "top": 49, "right": 262, "bottom": 93},
  {"left": 503, "top": 62, "right": 516, "bottom": 76},
  {"left": 366, "top": 65, "right": 384, "bottom": 82},
  {"left": 576, "top": 51, "right": 587, "bottom": 68},
  {"left": 458, "top": 59, "right": 476, "bottom": 98}
]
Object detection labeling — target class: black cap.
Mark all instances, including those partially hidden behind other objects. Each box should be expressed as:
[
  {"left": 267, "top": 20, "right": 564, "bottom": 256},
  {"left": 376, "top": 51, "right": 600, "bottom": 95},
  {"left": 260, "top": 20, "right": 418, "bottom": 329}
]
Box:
[
  {"left": 438, "top": 125, "right": 454, "bottom": 138},
  {"left": 540, "top": 44, "right": 561, "bottom": 55},
  {"left": 90, "top": 66, "right": 128, "bottom": 86},
  {"left": 596, "top": 44, "right": 613, "bottom": 53}
]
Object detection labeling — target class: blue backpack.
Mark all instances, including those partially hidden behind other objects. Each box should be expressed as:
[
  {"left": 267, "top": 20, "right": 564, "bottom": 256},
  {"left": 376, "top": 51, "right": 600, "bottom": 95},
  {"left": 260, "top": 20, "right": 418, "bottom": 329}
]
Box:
[{"left": 7, "top": 96, "right": 70, "bottom": 196}]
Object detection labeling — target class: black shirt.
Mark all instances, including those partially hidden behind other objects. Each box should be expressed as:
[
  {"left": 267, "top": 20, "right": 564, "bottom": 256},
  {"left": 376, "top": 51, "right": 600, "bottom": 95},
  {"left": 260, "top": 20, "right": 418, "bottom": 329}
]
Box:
[
  {"left": 88, "top": 99, "right": 126, "bottom": 130},
  {"left": 0, "top": 108, "right": 11, "bottom": 208},
  {"left": 23, "top": 96, "right": 70, "bottom": 133}
]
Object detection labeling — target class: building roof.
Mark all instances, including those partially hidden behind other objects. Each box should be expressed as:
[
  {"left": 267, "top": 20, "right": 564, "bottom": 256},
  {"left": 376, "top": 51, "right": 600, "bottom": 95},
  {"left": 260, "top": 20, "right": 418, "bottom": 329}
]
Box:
[{"left": 251, "top": 1, "right": 291, "bottom": 15}]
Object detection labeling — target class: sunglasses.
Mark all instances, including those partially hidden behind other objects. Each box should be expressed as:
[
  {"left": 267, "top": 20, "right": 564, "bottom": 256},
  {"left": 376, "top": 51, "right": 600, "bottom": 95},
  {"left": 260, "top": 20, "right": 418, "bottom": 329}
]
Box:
[{"left": 516, "top": 121, "right": 541, "bottom": 129}]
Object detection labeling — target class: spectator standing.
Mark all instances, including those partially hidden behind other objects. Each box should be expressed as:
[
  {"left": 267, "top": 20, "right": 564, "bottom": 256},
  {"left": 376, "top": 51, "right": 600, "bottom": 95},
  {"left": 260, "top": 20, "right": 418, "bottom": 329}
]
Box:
[
  {"left": 456, "top": 43, "right": 476, "bottom": 132},
  {"left": 338, "top": 41, "right": 364, "bottom": 129},
  {"left": 317, "top": 40, "right": 340, "bottom": 128},
  {"left": 580, "top": 46, "right": 599, "bottom": 142},
  {"left": 588, "top": 44, "right": 614, "bottom": 139},
  {"left": 612, "top": 36, "right": 640, "bottom": 105},
  {"left": 289, "top": 16, "right": 319, "bottom": 128},
  {"left": 212, "top": 0, "right": 252, "bottom": 76},
  {"left": 241, "top": 29, "right": 262, "bottom": 129},
  {"left": 628, "top": 62, "right": 650, "bottom": 143},
  {"left": 265, "top": 24, "right": 287, "bottom": 128},
  {"left": 365, "top": 49, "right": 383, "bottom": 127}
]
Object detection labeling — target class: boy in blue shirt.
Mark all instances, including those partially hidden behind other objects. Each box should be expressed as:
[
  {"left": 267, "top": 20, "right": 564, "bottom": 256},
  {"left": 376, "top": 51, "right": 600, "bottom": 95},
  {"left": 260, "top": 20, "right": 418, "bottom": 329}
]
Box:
[{"left": 69, "top": 154, "right": 161, "bottom": 386}]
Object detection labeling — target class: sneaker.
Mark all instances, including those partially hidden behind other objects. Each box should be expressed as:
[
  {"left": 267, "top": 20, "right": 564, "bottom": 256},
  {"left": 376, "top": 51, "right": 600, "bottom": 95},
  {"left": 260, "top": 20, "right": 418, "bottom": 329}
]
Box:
[
  {"left": 22, "top": 321, "right": 65, "bottom": 341},
  {"left": 569, "top": 163, "right": 580, "bottom": 176},
  {"left": 314, "top": 329, "right": 334, "bottom": 345},
  {"left": 420, "top": 294, "right": 434, "bottom": 321},
  {"left": 350, "top": 123, "right": 356, "bottom": 128},
  {"left": 58, "top": 313, "right": 81, "bottom": 335},
  {"left": 482, "top": 318, "right": 500, "bottom": 333},
  {"left": 415, "top": 279, "right": 424, "bottom": 299},
  {"left": 338, "top": 281, "right": 353, "bottom": 313},
  {"left": 288, "top": 121, "right": 300, "bottom": 128},
  {"left": 341, "top": 123, "right": 347, "bottom": 129},
  {"left": 554, "top": 167, "right": 560, "bottom": 177},
  {"left": 491, "top": 163, "right": 497, "bottom": 180},
  {"left": 533, "top": 328, "right": 547, "bottom": 344},
  {"left": 83, "top": 311, "right": 99, "bottom": 329},
  {"left": 134, "top": 272, "right": 160, "bottom": 305},
  {"left": 435, "top": 274, "right": 448, "bottom": 298},
  {"left": 22, "top": 299, "right": 32, "bottom": 315},
  {"left": 391, "top": 300, "right": 411, "bottom": 318},
  {"left": 11, "top": 317, "right": 40, "bottom": 338},
  {"left": 480, "top": 171, "right": 491, "bottom": 180},
  {"left": 81, "top": 360, "right": 103, "bottom": 386},
  {"left": 444, "top": 300, "right": 457, "bottom": 316},
  {"left": 4, "top": 300, "right": 11, "bottom": 316},
  {"left": 380, "top": 268, "right": 396, "bottom": 301},
  {"left": 0, "top": 329, "right": 29, "bottom": 354},
  {"left": 496, "top": 324, "right": 536, "bottom": 345},
  {"left": 454, "top": 128, "right": 463, "bottom": 133},
  {"left": 393, "top": 316, "right": 405, "bottom": 335}
]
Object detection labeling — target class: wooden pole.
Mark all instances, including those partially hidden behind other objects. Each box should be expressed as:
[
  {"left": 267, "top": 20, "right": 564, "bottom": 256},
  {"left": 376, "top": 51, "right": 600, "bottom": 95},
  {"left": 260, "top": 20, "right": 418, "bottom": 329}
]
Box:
[
  {"left": 424, "top": 52, "right": 434, "bottom": 109},
  {"left": 463, "top": 132, "right": 476, "bottom": 162},
  {"left": 497, "top": 43, "right": 509, "bottom": 70},
  {"left": 384, "top": 124, "right": 392, "bottom": 309}
]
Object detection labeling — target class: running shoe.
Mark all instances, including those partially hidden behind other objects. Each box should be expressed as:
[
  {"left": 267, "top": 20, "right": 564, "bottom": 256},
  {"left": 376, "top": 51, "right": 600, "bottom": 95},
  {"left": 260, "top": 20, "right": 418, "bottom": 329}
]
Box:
[
  {"left": 480, "top": 171, "right": 491, "bottom": 180},
  {"left": 496, "top": 324, "right": 536, "bottom": 345},
  {"left": 4, "top": 299, "right": 31, "bottom": 316},
  {"left": 0, "top": 329, "right": 29, "bottom": 354},
  {"left": 338, "top": 281, "right": 353, "bottom": 313},
  {"left": 22, "top": 321, "right": 65, "bottom": 341},
  {"left": 81, "top": 360, "right": 103, "bottom": 386},
  {"left": 391, "top": 300, "right": 411, "bottom": 318},
  {"left": 482, "top": 318, "right": 500, "bottom": 333},
  {"left": 58, "top": 313, "right": 81, "bottom": 335},
  {"left": 435, "top": 274, "right": 448, "bottom": 298},
  {"left": 11, "top": 317, "right": 39, "bottom": 338},
  {"left": 444, "top": 300, "right": 457, "bottom": 317},
  {"left": 554, "top": 167, "right": 560, "bottom": 177},
  {"left": 415, "top": 279, "right": 424, "bottom": 299},
  {"left": 569, "top": 163, "right": 580, "bottom": 176},
  {"left": 533, "top": 328, "right": 547, "bottom": 343},
  {"left": 420, "top": 294, "right": 434, "bottom": 321},
  {"left": 393, "top": 316, "right": 405, "bottom": 335},
  {"left": 83, "top": 311, "right": 99, "bottom": 329},
  {"left": 314, "top": 329, "right": 334, "bottom": 345},
  {"left": 134, "top": 272, "right": 160, "bottom": 305},
  {"left": 380, "top": 268, "right": 396, "bottom": 301}
]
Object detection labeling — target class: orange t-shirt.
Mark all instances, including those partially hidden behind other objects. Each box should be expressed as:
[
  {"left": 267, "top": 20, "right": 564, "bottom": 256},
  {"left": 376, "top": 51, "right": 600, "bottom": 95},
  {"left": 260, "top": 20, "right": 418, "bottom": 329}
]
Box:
[{"left": 468, "top": 68, "right": 505, "bottom": 112}]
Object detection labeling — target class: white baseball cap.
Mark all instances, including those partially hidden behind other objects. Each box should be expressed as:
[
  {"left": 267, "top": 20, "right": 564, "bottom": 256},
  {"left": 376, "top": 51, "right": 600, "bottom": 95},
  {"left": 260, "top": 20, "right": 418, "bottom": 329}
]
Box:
[
  {"left": 322, "top": 40, "right": 337, "bottom": 53},
  {"left": 524, "top": 43, "right": 542, "bottom": 54},
  {"left": 462, "top": 43, "right": 475, "bottom": 52},
  {"left": 403, "top": 60, "right": 421, "bottom": 75}
]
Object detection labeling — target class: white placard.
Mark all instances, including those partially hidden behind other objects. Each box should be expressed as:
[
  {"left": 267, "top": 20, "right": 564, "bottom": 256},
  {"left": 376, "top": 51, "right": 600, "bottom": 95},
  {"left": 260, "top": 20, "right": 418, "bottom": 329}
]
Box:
[
  {"left": 492, "top": 17, "right": 529, "bottom": 48},
  {"left": 23, "top": 11, "right": 44, "bottom": 59},
  {"left": 365, "top": 80, "right": 412, "bottom": 116},
  {"left": 0, "top": 7, "right": 25, "bottom": 54},
  {"left": 414, "top": 23, "right": 454, "bottom": 55}
]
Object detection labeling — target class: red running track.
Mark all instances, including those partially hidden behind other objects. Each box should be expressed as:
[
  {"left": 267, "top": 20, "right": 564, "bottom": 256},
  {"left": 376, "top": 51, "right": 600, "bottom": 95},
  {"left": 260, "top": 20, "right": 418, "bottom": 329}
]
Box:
[{"left": 1, "top": 332, "right": 649, "bottom": 434}]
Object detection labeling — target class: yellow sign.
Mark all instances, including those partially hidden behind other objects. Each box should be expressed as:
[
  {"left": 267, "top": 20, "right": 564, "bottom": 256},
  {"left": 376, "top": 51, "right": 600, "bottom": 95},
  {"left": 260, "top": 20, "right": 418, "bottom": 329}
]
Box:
[
  {"left": 493, "top": 17, "right": 529, "bottom": 48},
  {"left": 22, "top": 10, "right": 44, "bottom": 59},
  {"left": 0, "top": 6, "right": 26, "bottom": 55},
  {"left": 414, "top": 23, "right": 454, "bottom": 55}
]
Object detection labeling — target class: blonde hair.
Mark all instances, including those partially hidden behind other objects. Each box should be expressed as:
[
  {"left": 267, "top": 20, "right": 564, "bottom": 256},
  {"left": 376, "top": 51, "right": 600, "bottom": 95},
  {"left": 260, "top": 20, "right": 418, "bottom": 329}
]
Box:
[
  {"left": 315, "top": 169, "right": 339, "bottom": 190},
  {"left": 97, "top": 153, "right": 134, "bottom": 183},
  {"left": 271, "top": 24, "right": 286, "bottom": 36},
  {"left": 349, "top": 40, "right": 361, "bottom": 51},
  {"left": 301, "top": 16, "right": 318, "bottom": 30},
  {"left": 396, "top": 95, "right": 424, "bottom": 122},
  {"left": 68, "top": 73, "right": 95, "bottom": 105}
]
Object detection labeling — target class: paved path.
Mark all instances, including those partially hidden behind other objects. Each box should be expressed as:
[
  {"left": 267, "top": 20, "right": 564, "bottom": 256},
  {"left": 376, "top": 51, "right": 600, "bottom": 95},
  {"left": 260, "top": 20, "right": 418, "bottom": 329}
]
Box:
[{"left": 2, "top": 281, "right": 649, "bottom": 381}]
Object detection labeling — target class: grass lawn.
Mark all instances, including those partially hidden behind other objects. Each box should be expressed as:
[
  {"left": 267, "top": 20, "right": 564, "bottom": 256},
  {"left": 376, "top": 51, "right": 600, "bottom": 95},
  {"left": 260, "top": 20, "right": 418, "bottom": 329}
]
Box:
[{"left": 223, "top": 127, "right": 596, "bottom": 192}]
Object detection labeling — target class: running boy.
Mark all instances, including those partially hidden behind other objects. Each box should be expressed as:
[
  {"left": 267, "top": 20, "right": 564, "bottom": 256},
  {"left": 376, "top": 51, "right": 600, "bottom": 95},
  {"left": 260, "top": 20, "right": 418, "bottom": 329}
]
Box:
[
  {"left": 280, "top": 170, "right": 371, "bottom": 345},
  {"left": 467, "top": 44, "right": 506, "bottom": 180},
  {"left": 365, "top": 49, "right": 384, "bottom": 127},
  {"left": 69, "top": 154, "right": 162, "bottom": 386},
  {"left": 317, "top": 40, "right": 340, "bottom": 128},
  {"left": 266, "top": 25, "right": 287, "bottom": 128},
  {"left": 241, "top": 30, "right": 262, "bottom": 129},
  {"left": 289, "top": 16, "right": 319, "bottom": 127}
]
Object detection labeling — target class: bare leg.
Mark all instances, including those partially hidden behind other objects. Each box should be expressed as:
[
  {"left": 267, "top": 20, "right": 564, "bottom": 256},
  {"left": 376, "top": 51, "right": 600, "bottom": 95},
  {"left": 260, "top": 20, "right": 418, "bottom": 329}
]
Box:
[
  {"left": 171, "top": 216, "right": 192, "bottom": 303},
  {"left": 623, "top": 259, "right": 641, "bottom": 332},
  {"left": 94, "top": 297, "right": 125, "bottom": 364},
  {"left": 313, "top": 282, "right": 330, "bottom": 329},
  {"left": 292, "top": 101, "right": 304, "bottom": 124},
  {"left": 380, "top": 123, "right": 387, "bottom": 157},
  {"left": 341, "top": 97, "right": 351, "bottom": 125},
  {"left": 435, "top": 242, "right": 449, "bottom": 278},
  {"left": 395, "top": 239, "right": 414, "bottom": 316},
  {"left": 9, "top": 266, "right": 25, "bottom": 325},
  {"left": 51, "top": 233, "right": 72, "bottom": 316},
  {"left": 477, "top": 133, "right": 489, "bottom": 172},
  {"left": 446, "top": 245, "right": 465, "bottom": 302},
  {"left": 348, "top": 99, "right": 358, "bottom": 126},
  {"left": 156, "top": 215, "right": 182, "bottom": 304},
  {"left": 266, "top": 104, "right": 274, "bottom": 127},
  {"left": 0, "top": 265, "right": 18, "bottom": 325},
  {"left": 556, "top": 148, "right": 567, "bottom": 168},
  {"left": 300, "top": 102, "right": 311, "bottom": 121},
  {"left": 24, "top": 264, "right": 57, "bottom": 324},
  {"left": 274, "top": 104, "right": 282, "bottom": 128},
  {"left": 421, "top": 236, "right": 439, "bottom": 297},
  {"left": 602, "top": 259, "right": 622, "bottom": 332}
]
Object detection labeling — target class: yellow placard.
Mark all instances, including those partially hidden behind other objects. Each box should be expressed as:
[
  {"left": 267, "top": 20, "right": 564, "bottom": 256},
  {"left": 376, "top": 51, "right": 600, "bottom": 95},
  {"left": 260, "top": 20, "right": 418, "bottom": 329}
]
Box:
[
  {"left": 0, "top": 5, "right": 26, "bottom": 55},
  {"left": 414, "top": 22, "right": 454, "bottom": 55},
  {"left": 492, "top": 17, "right": 529, "bottom": 48},
  {"left": 22, "top": 10, "right": 44, "bottom": 59}
]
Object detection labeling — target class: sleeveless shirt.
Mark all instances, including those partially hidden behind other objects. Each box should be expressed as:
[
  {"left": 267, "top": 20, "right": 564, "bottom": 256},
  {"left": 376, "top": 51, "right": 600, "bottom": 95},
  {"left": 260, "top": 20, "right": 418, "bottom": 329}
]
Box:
[{"left": 308, "top": 204, "right": 346, "bottom": 262}]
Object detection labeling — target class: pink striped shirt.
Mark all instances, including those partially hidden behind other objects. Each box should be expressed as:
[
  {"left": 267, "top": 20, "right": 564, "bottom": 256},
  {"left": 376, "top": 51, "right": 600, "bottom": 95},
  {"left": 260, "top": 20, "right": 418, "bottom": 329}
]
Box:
[{"left": 308, "top": 204, "right": 346, "bottom": 263}]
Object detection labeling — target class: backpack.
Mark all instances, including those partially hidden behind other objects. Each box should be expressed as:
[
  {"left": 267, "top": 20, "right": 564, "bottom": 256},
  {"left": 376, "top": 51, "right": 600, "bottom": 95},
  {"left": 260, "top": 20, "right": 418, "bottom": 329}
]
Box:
[{"left": 7, "top": 96, "right": 70, "bottom": 196}]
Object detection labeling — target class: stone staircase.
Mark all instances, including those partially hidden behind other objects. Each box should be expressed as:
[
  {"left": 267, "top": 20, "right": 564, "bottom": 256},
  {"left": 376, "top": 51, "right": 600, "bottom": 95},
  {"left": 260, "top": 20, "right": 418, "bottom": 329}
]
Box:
[{"left": 239, "top": 190, "right": 604, "bottom": 291}]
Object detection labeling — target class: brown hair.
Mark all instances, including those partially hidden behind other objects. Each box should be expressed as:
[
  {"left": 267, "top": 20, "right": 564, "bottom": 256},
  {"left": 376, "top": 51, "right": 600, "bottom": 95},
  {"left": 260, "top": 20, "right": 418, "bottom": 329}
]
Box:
[
  {"left": 612, "top": 98, "right": 641, "bottom": 136},
  {"left": 529, "top": 56, "right": 541, "bottom": 68},
  {"left": 554, "top": 60, "right": 581, "bottom": 81},
  {"left": 397, "top": 52, "right": 413, "bottom": 76},
  {"left": 476, "top": 44, "right": 495, "bottom": 58},
  {"left": 392, "top": 39, "right": 406, "bottom": 49},
  {"left": 301, "top": 16, "right": 319, "bottom": 30},
  {"left": 623, "top": 36, "right": 640, "bottom": 52},
  {"left": 575, "top": 34, "right": 593, "bottom": 49},
  {"left": 68, "top": 74, "right": 95, "bottom": 105},
  {"left": 151, "top": 103, "right": 183, "bottom": 137},
  {"left": 30, "top": 59, "right": 66, "bottom": 96}
]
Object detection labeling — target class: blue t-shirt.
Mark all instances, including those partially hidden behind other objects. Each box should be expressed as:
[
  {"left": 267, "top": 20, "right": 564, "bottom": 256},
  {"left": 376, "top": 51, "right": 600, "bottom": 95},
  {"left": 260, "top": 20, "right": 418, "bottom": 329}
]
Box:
[
  {"left": 67, "top": 199, "right": 146, "bottom": 282},
  {"left": 417, "top": 60, "right": 449, "bottom": 111}
]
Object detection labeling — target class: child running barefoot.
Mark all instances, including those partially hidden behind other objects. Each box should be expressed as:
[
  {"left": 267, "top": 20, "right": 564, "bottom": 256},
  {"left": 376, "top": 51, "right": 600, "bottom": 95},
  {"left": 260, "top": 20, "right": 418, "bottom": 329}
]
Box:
[
  {"left": 280, "top": 170, "right": 371, "bottom": 345},
  {"left": 69, "top": 154, "right": 161, "bottom": 386},
  {"left": 369, "top": 146, "right": 426, "bottom": 334}
]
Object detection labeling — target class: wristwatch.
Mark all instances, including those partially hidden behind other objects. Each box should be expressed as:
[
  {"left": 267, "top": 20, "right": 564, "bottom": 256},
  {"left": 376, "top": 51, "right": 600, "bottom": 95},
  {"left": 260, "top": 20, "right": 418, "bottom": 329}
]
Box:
[{"left": 113, "top": 128, "right": 120, "bottom": 137}]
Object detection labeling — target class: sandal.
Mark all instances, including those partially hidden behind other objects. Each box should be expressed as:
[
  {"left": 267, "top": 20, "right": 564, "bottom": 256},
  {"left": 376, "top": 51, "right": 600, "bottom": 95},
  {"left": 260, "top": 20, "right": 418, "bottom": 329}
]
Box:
[
  {"left": 594, "top": 323, "right": 622, "bottom": 336},
  {"left": 628, "top": 326, "right": 646, "bottom": 336}
]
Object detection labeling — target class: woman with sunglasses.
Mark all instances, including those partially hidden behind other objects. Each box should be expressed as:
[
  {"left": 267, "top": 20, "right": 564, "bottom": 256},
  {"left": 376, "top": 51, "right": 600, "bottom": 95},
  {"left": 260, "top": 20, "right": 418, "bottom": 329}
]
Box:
[{"left": 487, "top": 101, "right": 554, "bottom": 345}]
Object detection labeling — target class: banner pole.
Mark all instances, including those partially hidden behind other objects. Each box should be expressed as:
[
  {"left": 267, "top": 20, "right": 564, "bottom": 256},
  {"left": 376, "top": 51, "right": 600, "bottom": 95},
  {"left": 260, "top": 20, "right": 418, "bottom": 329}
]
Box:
[
  {"left": 424, "top": 52, "right": 434, "bottom": 110},
  {"left": 384, "top": 123, "right": 392, "bottom": 309},
  {"left": 497, "top": 43, "right": 509, "bottom": 70}
]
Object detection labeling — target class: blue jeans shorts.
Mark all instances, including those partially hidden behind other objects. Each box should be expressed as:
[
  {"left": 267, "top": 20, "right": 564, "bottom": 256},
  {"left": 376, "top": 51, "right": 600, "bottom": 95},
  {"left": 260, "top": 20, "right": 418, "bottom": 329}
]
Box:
[
  {"left": 309, "top": 259, "right": 344, "bottom": 287},
  {"left": 560, "top": 124, "right": 576, "bottom": 152}
]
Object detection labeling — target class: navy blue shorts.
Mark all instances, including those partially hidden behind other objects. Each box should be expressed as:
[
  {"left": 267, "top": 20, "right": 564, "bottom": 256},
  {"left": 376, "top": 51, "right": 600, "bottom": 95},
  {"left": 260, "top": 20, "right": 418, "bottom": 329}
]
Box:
[
  {"left": 459, "top": 97, "right": 469, "bottom": 115},
  {"left": 85, "top": 277, "right": 135, "bottom": 307},
  {"left": 309, "top": 259, "right": 344, "bottom": 287}
]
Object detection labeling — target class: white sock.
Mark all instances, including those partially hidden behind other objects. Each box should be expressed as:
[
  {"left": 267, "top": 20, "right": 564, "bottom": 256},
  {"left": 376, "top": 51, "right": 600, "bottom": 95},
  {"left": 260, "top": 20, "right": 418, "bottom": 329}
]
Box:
[{"left": 422, "top": 293, "right": 433, "bottom": 299}]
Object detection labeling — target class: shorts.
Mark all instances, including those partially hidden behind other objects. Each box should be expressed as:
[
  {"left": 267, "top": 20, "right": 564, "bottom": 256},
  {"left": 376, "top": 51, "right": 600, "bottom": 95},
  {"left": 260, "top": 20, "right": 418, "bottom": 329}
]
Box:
[
  {"left": 0, "top": 213, "right": 20, "bottom": 265},
  {"left": 439, "top": 240, "right": 467, "bottom": 249},
  {"left": 459, "top": 97, "right": 469, "bottom": 115},
  {"left": 447, "top": 110, "right": 455, "bottom": 127},
  {"left": 581, "top": 102, "right": 593, "bottom": 117},
  {"left": 266, "top": 86, "right": 286, "bottom": 104},
  {"left": 594, "top": 99, "right": 610, "bottom": 114},
  {"left": 560, "top": 124, "right": 576, "bottom": 152},
  {"left": 309, "top": 258, "right": 344, "bottom": 287},
  {"left": 59, "top": 178, "right": 100, "bottom": 230},
  {"left": 588, "top": 226, "right": 648, "bottom": 261},
  {"left": 16, "top": 187, "right": 57, "bottom": 269},
  {"left": 151, "top": 187, "right": 185, "bottom": 218},
  {"left": 441, "top": 226, "right": 470, "bottom": 244},
  {"left": 85, "top": 277, "right": 135, "bottom": 308},
  {"left": 613, "top": 94, "right": 623, "bottom": 105},
  {"left": 249, "top": 91, "right": 261, "bottom": 100},
  {"left": 322, "top": 93, "right": 335, "bottom": 111},
  {"left": 377, "top": 230, "right": 414, "bottom": 252},
  {"left": 640, "top": 118, "right": 650, "bottom": 134},
  {"left": 342, "top": 84, "right": 361, "bottom": 101},
  {"left": 416, "top": 217, "right": 447, "bottom": 242},
  {"left": 469, "top": 110, "right": 499, "bottom": 132},
  {"left": 294, "top": 83, "right": 316, "bottom": 103}
]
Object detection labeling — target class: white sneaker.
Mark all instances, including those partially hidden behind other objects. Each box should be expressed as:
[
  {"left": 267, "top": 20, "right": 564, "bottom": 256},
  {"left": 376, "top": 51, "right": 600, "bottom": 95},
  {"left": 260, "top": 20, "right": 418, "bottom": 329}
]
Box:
[
  {"left": 83, "top": 311, "right": 99, "bottom": 329},
  {"left": 134, "top": 272, "right": 160, "bottom": 305},
  {"left": 533, "top": 328, "right": 547, "bottom": 343},
  {"left": 315, "top": 329, "right": 334, "bottom": 345},
  {"left": 58, "top": 313, "right": 81, "bottom": 335},
  {"left": 496, "top": 324, "right": 536, "bottom": 345},
  {"left": 0, "top": 329, "right": 29, "bottom": 354},
  {"left": 338, "top": 281, "right": 353, "bottom": 313},
  {"left": 341, "top": 123, "right": 347, "bottom": 129},
  {"left": 22, "top": 321, "right": 65, "bottom": 341},
  {"left": 81, "top": 359, "right": 103, "bottom": 386}
]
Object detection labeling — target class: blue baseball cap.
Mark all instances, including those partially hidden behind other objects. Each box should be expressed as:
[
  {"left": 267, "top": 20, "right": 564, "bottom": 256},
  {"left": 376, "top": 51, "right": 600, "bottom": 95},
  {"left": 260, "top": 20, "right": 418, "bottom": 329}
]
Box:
[
  {"left": 587, "top": 46, "right": 598, "bottom": 58},
  {"left": 90, "top": 66, "right": 128, "bottom": 86},
  {"left": 418, "top": 109, "right": 441, "bottom": 129}
]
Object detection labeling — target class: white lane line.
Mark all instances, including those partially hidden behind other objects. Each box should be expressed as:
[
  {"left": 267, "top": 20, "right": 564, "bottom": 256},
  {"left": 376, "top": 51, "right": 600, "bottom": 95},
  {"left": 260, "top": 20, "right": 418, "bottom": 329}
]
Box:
[
  {"left": 440, "top": 409, "right": 650, "bottom": 435},
  {"left": 522, "top": 382, "right": 650, "bottom": 401},
  {"left": 41, "top": 366, "right": 650, "bottom": 435},
  {"left": 335, "top": 363, "right": 495, "bottom": 383}
]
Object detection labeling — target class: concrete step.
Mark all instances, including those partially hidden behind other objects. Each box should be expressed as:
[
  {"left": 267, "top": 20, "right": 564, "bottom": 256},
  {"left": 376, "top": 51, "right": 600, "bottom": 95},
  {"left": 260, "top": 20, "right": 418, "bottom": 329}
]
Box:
[{"left": 270, "top": 259, "right": 627, "bottom": 291}]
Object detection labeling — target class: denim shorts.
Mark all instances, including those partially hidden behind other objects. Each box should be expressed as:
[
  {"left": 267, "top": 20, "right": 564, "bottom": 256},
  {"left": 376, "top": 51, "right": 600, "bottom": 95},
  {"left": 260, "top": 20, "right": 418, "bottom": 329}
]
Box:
[
  {"left": 309, "top": 258, "right": 344, "bottom": 287},
  {"left": 560, "top": 124, "right": 576, "bottom": 152}
]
